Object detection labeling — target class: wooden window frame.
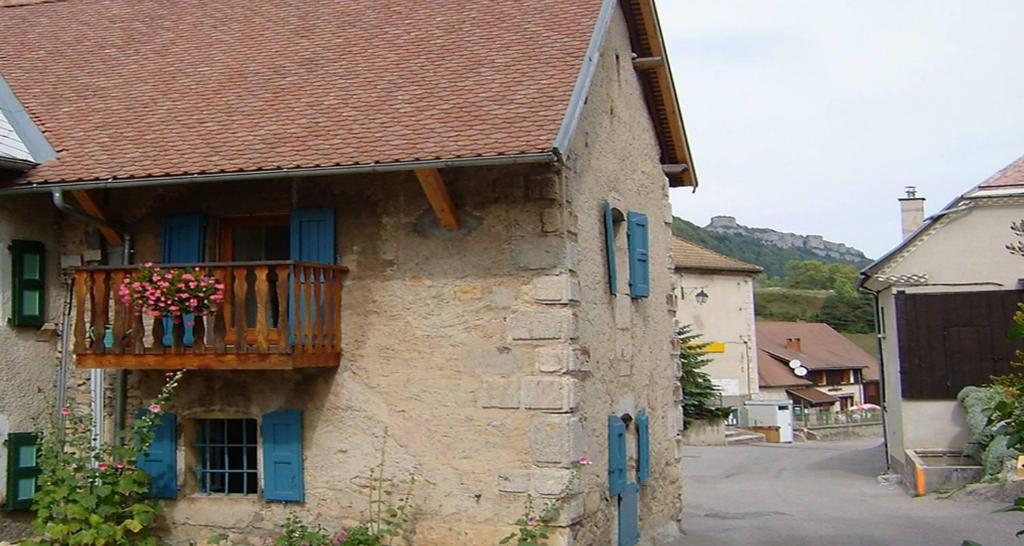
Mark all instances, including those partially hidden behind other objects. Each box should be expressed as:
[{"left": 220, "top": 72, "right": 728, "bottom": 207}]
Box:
[{"left": 217, "top": 215, "right": 290, "bottom": 346}]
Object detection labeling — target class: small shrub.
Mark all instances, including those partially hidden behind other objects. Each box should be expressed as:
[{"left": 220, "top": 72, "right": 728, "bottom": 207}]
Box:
[
  {"left": 24, "top": 370, "right": 185, "bottom": 546},
  {"left": 500, "top": 457, "right": 590, "bottom": 546}
]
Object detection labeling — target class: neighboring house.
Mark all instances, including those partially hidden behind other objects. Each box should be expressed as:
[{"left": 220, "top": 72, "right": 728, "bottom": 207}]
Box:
[
  {"left": 671, "top": 238, "right": 762, "bottom": 412},
  {"left": 0, "top": 1, "right": 698, "bottom": 544},
  {"left": 757, "top": 321, "right": 880, "bottom": 412},
  {"left": 859, "top": 156, "right": 1024, "bottom": 479}
]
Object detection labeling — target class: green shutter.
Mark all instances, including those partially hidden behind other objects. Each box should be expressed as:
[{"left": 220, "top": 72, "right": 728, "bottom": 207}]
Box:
[
  {"left": 9, "top": 240, "right": 45, "bottom": 327},
  {"left": 604, "top": 202, "right": 617, "bottom": 294},
  {"left": 626, "top": 212, "right": 649, "bottom": 299},
  {"left": 636, "top": 410, "right": 650, "bottom": 484},
  {"left": 5, "top": 432, "right": 40, "bottom": 511}
]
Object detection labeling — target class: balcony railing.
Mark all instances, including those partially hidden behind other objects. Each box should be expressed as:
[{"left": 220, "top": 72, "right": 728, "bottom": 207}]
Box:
[{"left": 71, "top": 261, "right": 347, "bottom": 370}]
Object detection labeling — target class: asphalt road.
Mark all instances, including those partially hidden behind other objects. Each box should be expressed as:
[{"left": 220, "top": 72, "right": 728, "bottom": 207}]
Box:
[{"left": 675, "top": 439, "right": 1020, "bottom": 546}]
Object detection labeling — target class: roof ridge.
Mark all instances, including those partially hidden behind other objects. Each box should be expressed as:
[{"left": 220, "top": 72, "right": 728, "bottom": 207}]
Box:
[{"left": 1, "top": 0, "right": 71, "bottom": 7}]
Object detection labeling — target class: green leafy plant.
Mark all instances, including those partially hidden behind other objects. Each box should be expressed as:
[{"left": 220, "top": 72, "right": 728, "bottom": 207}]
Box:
[
  {"left": 499, "top": 457, "right": 589, "bottom": 546},
  {"left": 23, "top": 370, "right": 185, "bottom": 546},
  {"left": 272, "top": 514, "right": 335, "bottom": 546},
  {"left": 677, "top": 325, "right": 733, "bottom": 424}
]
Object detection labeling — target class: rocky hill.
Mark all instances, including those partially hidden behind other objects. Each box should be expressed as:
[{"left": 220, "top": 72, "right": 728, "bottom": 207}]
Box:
[
  {"left": 704, "top": 216, "right": 869, "bottom": 264},
  {"left": 671, "top": 217, "right": 872, "bottom": 279}
]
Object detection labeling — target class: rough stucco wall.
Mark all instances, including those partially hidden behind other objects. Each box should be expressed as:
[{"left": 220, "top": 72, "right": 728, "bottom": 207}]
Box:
[
  {"left": 674, "top": 270, "right": 758, "bottom": 401},
  {"left": 59, "top": 163, "right": 579, "bottom": 545},
  {"left": 562, "top": 6, "right": 683, "bottom": 544},
  {"left": 0, "top": 193, "right": 60, "bottom": 510}
]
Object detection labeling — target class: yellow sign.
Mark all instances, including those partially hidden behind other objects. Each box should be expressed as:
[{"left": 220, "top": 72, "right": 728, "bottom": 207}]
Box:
[{"left": 703, "top": 342, "right": 726, "bottom": 353}]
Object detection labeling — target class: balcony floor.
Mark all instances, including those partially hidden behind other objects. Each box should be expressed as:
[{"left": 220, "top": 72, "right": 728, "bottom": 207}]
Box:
[{"left": 75, "top": 351, "right": 340, "bottom": 370}]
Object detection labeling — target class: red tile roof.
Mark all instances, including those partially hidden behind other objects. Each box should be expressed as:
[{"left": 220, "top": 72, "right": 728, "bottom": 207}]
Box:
[
  {"left": 672, "top": 238, "right": 762, "bottom": 274},
  {"left": 758, "top": 349, "right": 813, "bottom": 388},
  {"left": 0, "top": 0, "right": 605, "bottom": 184},
  {"left": 977, "top": 154, "right": 1024, "bottom": 189},
  {"left": 757, "top": 321, "right": 880, "bottom": 382}
]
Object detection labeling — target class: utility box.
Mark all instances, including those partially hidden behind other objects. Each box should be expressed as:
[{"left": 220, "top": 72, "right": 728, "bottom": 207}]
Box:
[{"left": 743, "top": 399, "right": 794, "bottom": 443}]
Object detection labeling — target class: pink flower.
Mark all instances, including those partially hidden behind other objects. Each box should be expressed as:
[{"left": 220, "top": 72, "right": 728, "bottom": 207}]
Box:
[
  {"left": 60, "top": 406, "right": 71, "bottom": 417},
  {"left": 143, "top": 262, "right": 153, "bottom": 268},
  {"left": 148, "top": 403, "right": 162, "bottom": 413},
  {"left": 527, "top": 514, "right": 539, "bottom": 525},
  {"left": 333, "top": 529, "right": 349, "bottom": 545},
  {"left": 578, "top": 456, "right": 592, "bottom": 466},
  {"left": 98, "top": 461, "right": 110, "bottom": 471},
  {"left": 115, "top": 461, "right": 126, "bottom": 470}
]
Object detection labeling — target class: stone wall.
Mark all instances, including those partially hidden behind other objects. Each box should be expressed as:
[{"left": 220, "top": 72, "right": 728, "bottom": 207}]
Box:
[
  {"left": 559, "top": 7, "right": 683, "bottom": 544},
  {"left": 0, "top": 193, "right": 61, "bottom": 511}
]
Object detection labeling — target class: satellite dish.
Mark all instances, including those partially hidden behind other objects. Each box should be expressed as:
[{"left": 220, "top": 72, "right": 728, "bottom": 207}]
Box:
[
  {"left": 794, "top": 366, "right": 808, "bottom": 377},
  {"left": 788, "top": 359, "right": 802, "bottom": 370}
]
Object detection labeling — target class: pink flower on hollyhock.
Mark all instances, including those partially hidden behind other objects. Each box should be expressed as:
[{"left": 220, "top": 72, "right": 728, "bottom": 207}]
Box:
[
  {"left": 98, "top": 461, "right": 110, "bottom": 471},
  {"left": 148, "top": 403, "right": 162, "bottom": 413},
  {"left": 527, "top": 514, "right": 539, "bottom": 525},
  {"left": 333, "top": 529, "right": 349, "bottom": 545},
  {"left": 578, "top": 456, "right": 592, "bottom": 466},
  {"left": 115, "top": 461, "right": 126, "bottom": 470},
  {"left": 60, "top": 406, "right": 71, "bottom": 417}
]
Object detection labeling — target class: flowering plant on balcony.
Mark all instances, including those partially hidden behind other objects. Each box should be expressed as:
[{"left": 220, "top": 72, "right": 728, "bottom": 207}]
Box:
[{"left": 119, "top": 262, "right": 225, "bottom": 321}]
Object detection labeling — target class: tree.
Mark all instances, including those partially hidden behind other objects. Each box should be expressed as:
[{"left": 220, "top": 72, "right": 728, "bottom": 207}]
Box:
[{"left": 678, "top": 325, "right": 733, "bottom": 424}]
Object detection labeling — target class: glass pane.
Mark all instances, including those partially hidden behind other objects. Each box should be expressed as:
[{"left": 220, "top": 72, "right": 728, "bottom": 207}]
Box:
[
  {"left": 18, "top": 445, "right": 37, "bottom": 467},
  {"left": 16, "top": 477, "right": 35, "bottom": 500},
  {"left": 22, "top": 254, "right": 41, "bottom": 280},
  {"left": 21, "top": 289, "right": 40, "bottom": 316}
]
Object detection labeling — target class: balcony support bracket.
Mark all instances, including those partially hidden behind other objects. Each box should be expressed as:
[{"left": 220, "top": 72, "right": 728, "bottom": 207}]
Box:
[{"left": 414, "top": 168, "right": 460, "bottom": 231}]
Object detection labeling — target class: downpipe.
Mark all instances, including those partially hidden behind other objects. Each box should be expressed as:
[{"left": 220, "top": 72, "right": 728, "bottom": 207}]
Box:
[{"left": 51, "top": 190, "right": 132, "bottom": 447}]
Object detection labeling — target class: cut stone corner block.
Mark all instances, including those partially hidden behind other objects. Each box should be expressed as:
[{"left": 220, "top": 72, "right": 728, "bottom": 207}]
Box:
[
  {"left": 509, "top": 309, "right": 577, "bottom": 341},
  {"left": 521, "top": 376, "right": 580, "bottom": 412}
]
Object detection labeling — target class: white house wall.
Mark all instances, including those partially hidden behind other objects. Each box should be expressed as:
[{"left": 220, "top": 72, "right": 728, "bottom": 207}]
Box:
[
  {"left": 876, "top": 200, "right": 1024, "bottom": 472},
  {"left": 673, "top": 270, "right": 758, "bottom": 404}
]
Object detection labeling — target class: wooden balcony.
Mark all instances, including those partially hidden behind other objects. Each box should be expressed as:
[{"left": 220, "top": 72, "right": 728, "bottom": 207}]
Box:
[{"left": 72, "top": 261, "right": 346, "bottom": 370}]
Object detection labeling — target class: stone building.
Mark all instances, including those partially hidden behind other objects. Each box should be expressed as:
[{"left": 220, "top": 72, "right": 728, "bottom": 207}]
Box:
[{"left": 0, "top": 0, "right": 698, "bottom": 544}]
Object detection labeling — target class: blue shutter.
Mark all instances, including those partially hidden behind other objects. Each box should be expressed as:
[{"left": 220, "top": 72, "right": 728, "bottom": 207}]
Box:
[
  {"left": 626, "top": 212, "right": 650, "bottom": 299},
  {"left": 138, "top": 411, "right": 177, "bottom": 499},
  {"left": 618, "top": 482, "right": 641, "bottom": 546},
  {"left": 636, "top": 410, "right": 650, "bottom": 484},
  {"left": 608, "top": 415, "right": 627, "bottom": 497},
  {"left": 262, "top": 409, "right": 304, "bottom": 502},
  {"left": 161, "top": 214, "right": 205, "bottom": 346},
  {"left": 289, "top": 209, "right": 335, "bottom": 264},
  {"left": 604, "top": 202, "right": 617, "bottom": 294}
]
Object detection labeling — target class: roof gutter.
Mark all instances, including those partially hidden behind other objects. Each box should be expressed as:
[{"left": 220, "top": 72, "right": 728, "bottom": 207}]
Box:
[{"left": 0, "top": 152, "right": 559, "bottom": 196}]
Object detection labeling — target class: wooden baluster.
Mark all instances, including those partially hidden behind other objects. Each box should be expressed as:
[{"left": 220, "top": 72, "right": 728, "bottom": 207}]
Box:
[
  {"left": 212, "top": 267, "right": 228, "bottom": 353},
  {"left": 303, "top": 266, "right": 314, "bottom": 353},
  {"left": 152, "top": 313, "right": 166, "bottom": 354},
  {"left": 325, "top": 269, "right": 336, "bottom": 351},
  {"left": 193, "top": 316, "right": 206, "bottom": 354},
  {"left": 73, "top": 270, "right": 89, "bottom": 354},
  {"left": 254, "top": 266, "right": 270, "bottom": 353},
  {"left": 312, "top": 266, "right": 323, "bottom": 351},
  {"left": 276, "top": 265, "right": 290, "bottom": 354},
  {"left": 110, "top": 271, "right": 126, "bottom": 355},
  {"left": 90, "top": 271, "right": 109, "bottom": 354},
  {"left": 132, "top": 311, "right": 145, "bottom": 354},
  {"left": 233, "top": 267, "right": 248, "bottom": 353},
  {"left": 334, "top": 268, "right": 343, "bottom": 352},
  {"left": 293, "top": 266, "right": 303, "bottom": 353}
]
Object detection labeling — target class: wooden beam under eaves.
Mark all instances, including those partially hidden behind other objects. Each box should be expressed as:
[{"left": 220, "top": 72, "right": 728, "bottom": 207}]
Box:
[
  {"left": 414, "top": 168, "right": 460, "bottom": 231},
  {"left": 70, "top": 190, "right": 123, "bottom": 246},
  {"left": 632, "top": 56, "right": 664, "bottom": 70}
]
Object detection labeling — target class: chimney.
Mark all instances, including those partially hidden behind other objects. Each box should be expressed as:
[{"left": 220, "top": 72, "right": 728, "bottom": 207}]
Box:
[
  {"left": 785, "top": 337, "right": 801, "bottom": 352},
  {"left": 899, "top": 186, "right": 925, "bottom": 240}
]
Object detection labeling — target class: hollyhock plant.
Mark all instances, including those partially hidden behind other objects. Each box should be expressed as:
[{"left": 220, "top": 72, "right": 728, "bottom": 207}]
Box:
[{"left": 119, "top": 263, "right": 225, "bottom": 322}]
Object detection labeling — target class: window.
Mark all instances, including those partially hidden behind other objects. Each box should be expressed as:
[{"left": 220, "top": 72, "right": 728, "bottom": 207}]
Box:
[
  {"left": 195, "top": 419, "right": 258, "bottom": 495},
  {"left": 9, "top": 240, "right": 45, "bottom": 327}
]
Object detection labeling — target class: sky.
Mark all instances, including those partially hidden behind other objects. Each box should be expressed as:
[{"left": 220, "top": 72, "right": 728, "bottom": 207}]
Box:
[{"left": 658, "top": 0, "right": 1024, "bottom": 258}]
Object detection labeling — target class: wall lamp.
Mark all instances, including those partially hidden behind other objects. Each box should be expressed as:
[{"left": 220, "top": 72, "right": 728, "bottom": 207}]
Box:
[{"left": 681, "top": 287, "right": 710, "bottom": 305}]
